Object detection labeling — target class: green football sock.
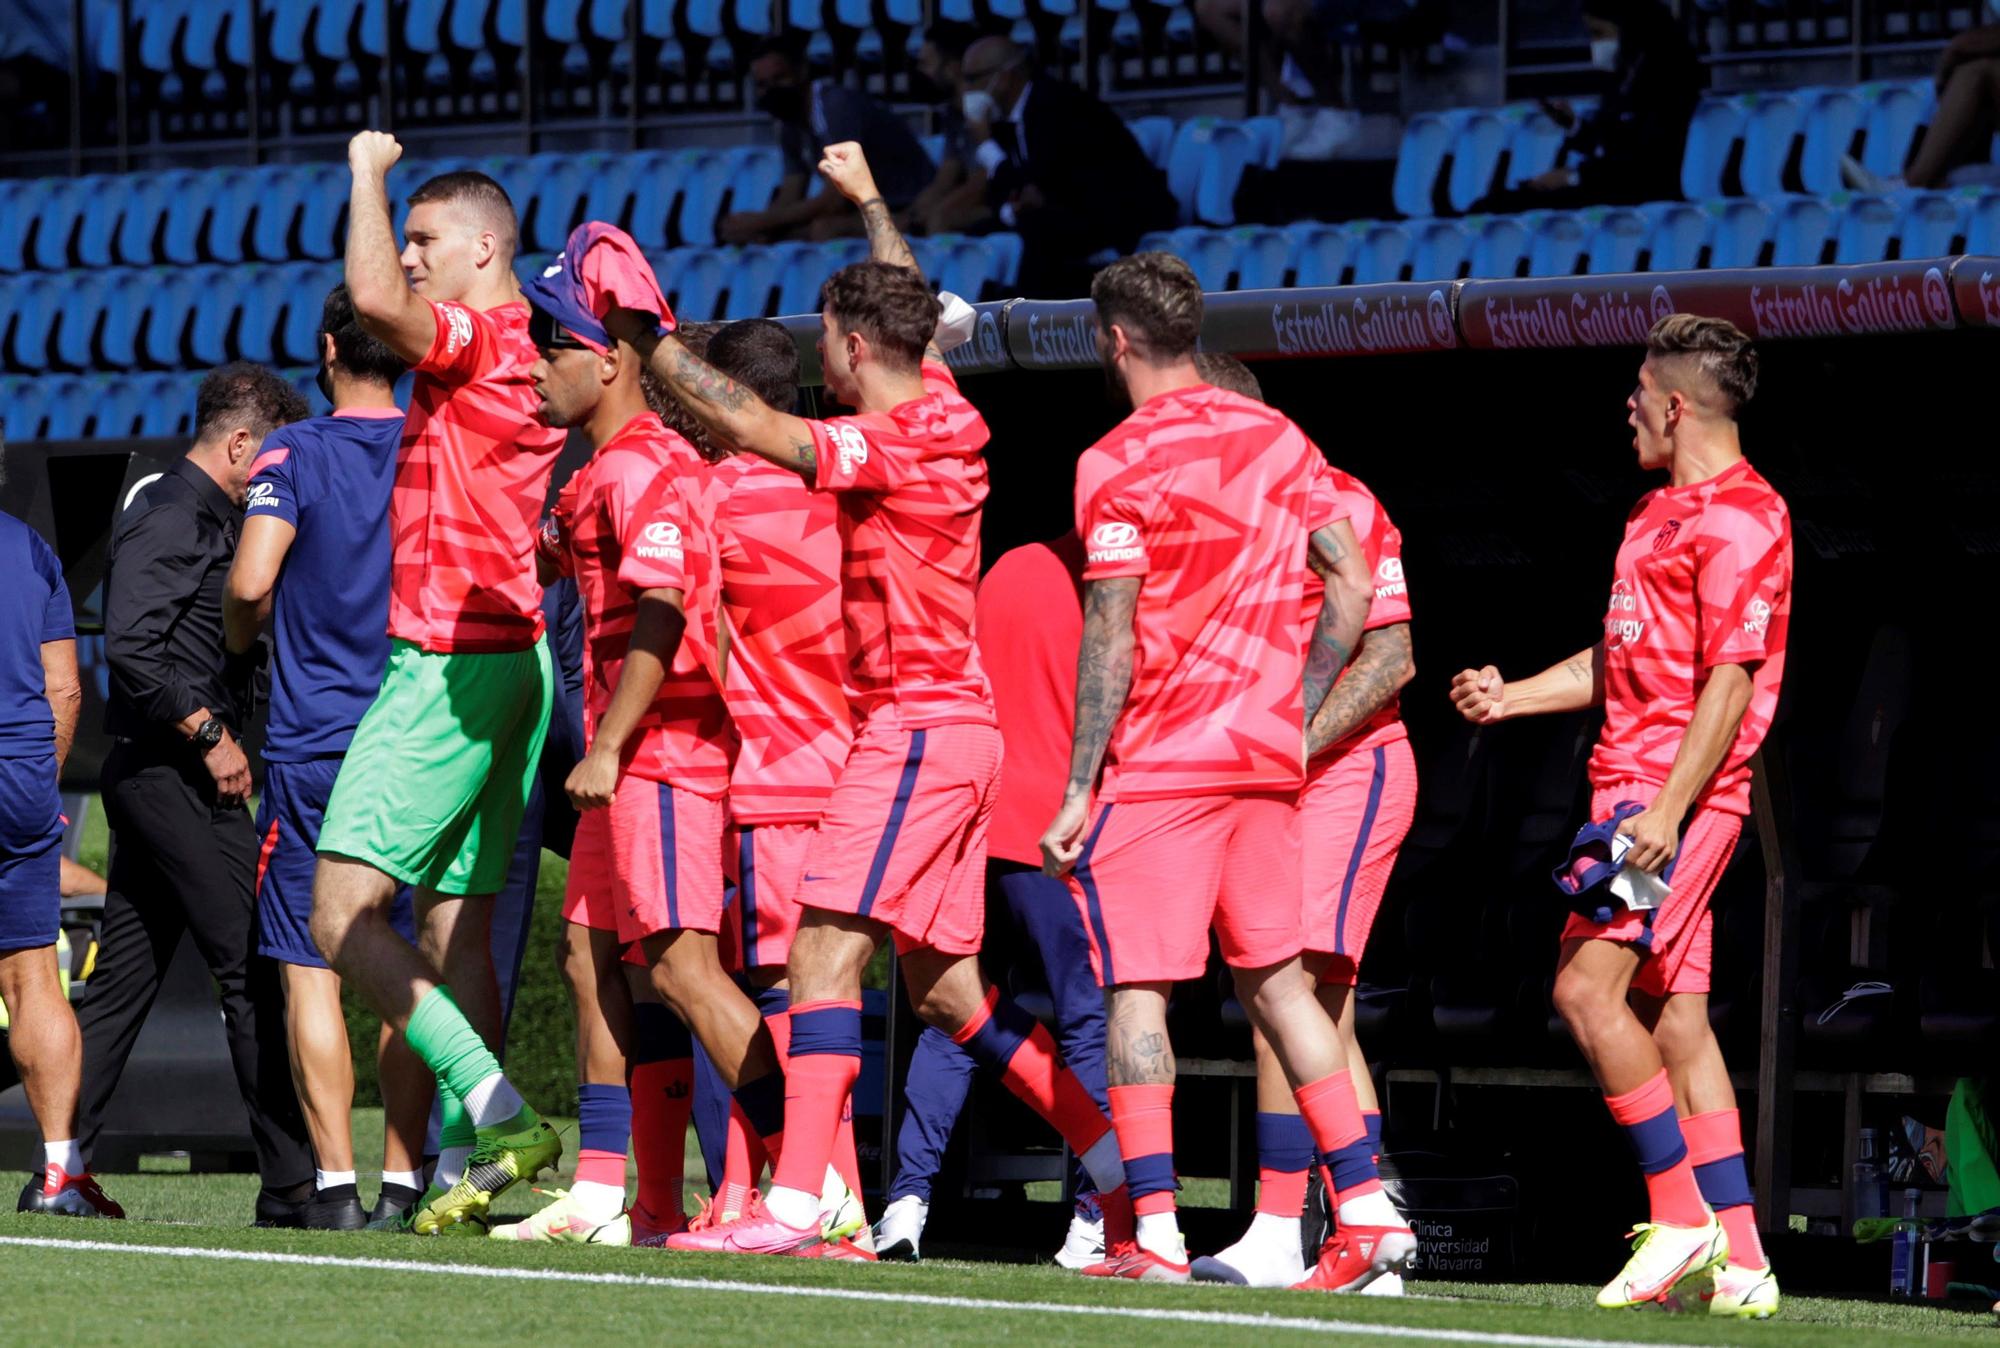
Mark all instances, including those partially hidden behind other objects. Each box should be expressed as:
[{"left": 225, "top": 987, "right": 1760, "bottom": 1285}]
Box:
[{"left": 405, "top": 987, "right": 502, "bottom": 1105}]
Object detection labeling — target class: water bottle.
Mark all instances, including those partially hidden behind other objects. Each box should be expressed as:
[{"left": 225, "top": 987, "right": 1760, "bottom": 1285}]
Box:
[
  {"left": 1854, "top": 1128, "right": 1885, "bottom": 1221},
  {"left": 1889, "top": 1187, "right": 1921, "bottom": 1296}
]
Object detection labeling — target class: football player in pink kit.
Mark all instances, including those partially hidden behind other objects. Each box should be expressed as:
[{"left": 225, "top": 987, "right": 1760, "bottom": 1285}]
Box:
[
  {"left": 1452, "top": 315, "right": 1789, "bottom": 1318},
  {"left": 1183, "top": 359, "right": 1421, "bottom": 1292},
  {"left": 1040, "top": 254, "right": 1406, "bottom": 1289},
  {"left": 606, "top": 142, "right": 1131, "bottom": 1259},
  {"left": 496, "top": 224, "right": 797, "bottom": 1245}
]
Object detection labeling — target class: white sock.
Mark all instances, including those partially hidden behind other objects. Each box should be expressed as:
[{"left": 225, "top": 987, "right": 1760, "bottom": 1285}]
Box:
[
  {"left": 1337, "top": 1187, "right": 1402, "bottom": 1228},
  {"left": 763, "top": 1184, "right": 819, "bottom": 1231},
  {"left": 435, "top": 1146, "right": 472, "bottom": 1189},
  {"left": 315, "top": 1169, "right": 356, "bottom": 1191},
  {"left": 569, "top": 1179, "right": 626, "bottom": 1221},
  {"left": 45, "top": 1139, "right": 83, "bottom": 1177},
  {"left": 381, "top": 1169, "right": 423, "bottom": 1192},
  {"left": 1135, "top": 1210, "right": 1184, "bottom": 1260},
  {"left": 463, "top": 1072, "right": 525, "bottom": 1127},
  {"left": 1079, "top": 1133, "right": 1126, "bottom": 1193}
]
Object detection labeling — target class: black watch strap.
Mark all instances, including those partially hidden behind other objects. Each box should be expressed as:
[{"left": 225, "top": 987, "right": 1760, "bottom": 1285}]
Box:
[{"left": 194, "top": 718, "right": 226, "bottom": 751}]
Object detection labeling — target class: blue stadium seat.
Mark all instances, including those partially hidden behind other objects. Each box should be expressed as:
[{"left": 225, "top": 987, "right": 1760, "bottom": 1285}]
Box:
[
  {"left": 1967, "top": 190, "right": 2000, "bottom": 253},
  {"left": 135, "top": 371, "right": 194, "bottom": 437},
  {"left": 1243, "top": 116, "right": 1283, "bottom": 169},
  {"left": 1526, "top": 210, "right": 1588, "bottom": 277},
  {"left": 0, "top": 179, "right": 60, "bottom": 271},
  {"left": 160, "top": 170, "right": 223, "bottom": 266},
  {"left": 1797, "top": 86, "right": 1865, "bottom": 196},
  {"left": 1640, "top": 200, "right": 1708, "bottom": 271},
  {"left": 1705, "top": 198, "right": 1772, "bottom": 268},
  {"left": 1446, "top": 110, "right": 1510, "bottom": 214},
  {"left": 138, "top": 0, "right": 192, "bottom": 76},
  {"left": 1406, "top": 218, "right": 1469, "bottom": 281},
  {"left": 679, "top": 147, "right": 785, "bottom": 247},
  {"left": 3, "top": 273, "right": 62, "bottom": 371},
  {"left": 202, "top": 169, "right": 265, "bottom": 264},
  {"left": 235, "top": 266, "right": 294, "bottom": 363},
  {"left": 1129, "top": 116, "right": 1176, "bottom": 171},
  {"left": 186, "top": 264, "right": 242, "bottom": 365},
  {"left": 280, "top": 263, "right": 344, "bottom": 363},
  {"left": 1503, "top": 104, "right": 1568, "bottom": 190},
  {"left": 1858, "top": 79, "right": 1934, "bottom": 180},
  {"left": 1348, "top": 222, "right": 1411, "bottom": 285},
  {"left": 1164, "top": 119, "right": 1217, "bottom": 225},
  {"left": 931, "top": 235, "right": 1012, "bottom": 300},
  {"left": 266, "top": 0, "right": 313, "bottom": 67},
  {"left": 449, "top": 0, "right": 495, "bottom": 54},
  {"left": 1465, "top": 214, "right": 1529, "bottom": 279},
  {"left": 1392, "top": 111, "right": 1460, "bottom": 218},
  {"left": 40, "top": 375, "right": 93, "bottom": 440},
  {"left": 1230, "top": 227, "right": 1291, "bottom": 289},
  {"left": 0, "top": 376, "right": 54, "bottom": 440},
  {"left": 1895, "top": 189, "right": 1965, "bottom": 258},
  {"left": 577, "top": 149, "right": 663, "bottom": 239},
  {"left": 1175, "top": 119, "right": 1262, "bottom": 226},
  {"left": 1681, "top": 97, "right": 1748, "bottom": 201},
  {"left": 89, "top": 376, "right": 148, "bottom": 439},
  {"left": 1585, "top": 207, "right": 1647, "bottom": 275},
  {"left": 1831, "top": 192, "right": 1899, "bottom": 263},
  {"left": 628, "top": 151, "right": 698, "bottom": 250},
  {"left": 29, "top": 176, "right": 94, "bottom": 270},
  {"left": 1737, "top": 93, "right": 1803, "bottom": 198},
  {"left": 774, "top": 239, "right": 867, "bottom": 315},
  {"left": 523, "top": 153, "right": 591, "bottom": 251},
  {"left": 1768, "top": 195, "right": 1834, "bottom": 266},
  {"left": 723, "top": 245, "right": 782, "bottom": 318},
  {"left": 179, "top": 0, "right": 234, "bottom": 71},
  {"left": 1287, "top": 222, "right": 1349, "bottom": 287},
  {"left": 138, "top": 267, "right": 200, "bottom": 368},
  {"left": 589, "top": 0, "right": 630, "bottom": 40},
  {"left": 980, "top": 232, "right": 1023, "bottom": 287},
  {"left": 1153, "top": 226, "right": 1236, "bottom": 291},
  {"left": 53, "top": 270, "right": 115, "bottom": 371}
]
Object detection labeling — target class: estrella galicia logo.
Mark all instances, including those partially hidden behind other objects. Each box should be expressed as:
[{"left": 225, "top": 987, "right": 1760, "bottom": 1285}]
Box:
[
  {"left": 1426, "top": 290, "right": 1452, "bottom": 347},
  {"left": 1922, "top": 267, "right": 1951, "bottom": 326}
]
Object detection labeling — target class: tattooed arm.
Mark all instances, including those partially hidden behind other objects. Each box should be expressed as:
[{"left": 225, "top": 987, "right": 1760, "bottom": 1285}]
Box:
[
  {"left": 1302, "top": 517, "right": 1373, "bottom": 724},
  {"left": 603, "top": 317, "right": 822, "bottom": 482},
  {"left": 817, "top": 140, "right": 948, "bottom": 367},
  {"left": 1040, "top": 576, "right": 1141, "bottom": 877},
  {"left": 1306, "top": 621, "right": 1415, "bottom": 758},
  {"left": 1449, "top": 642, "right": 1602, "bottom": 725}
]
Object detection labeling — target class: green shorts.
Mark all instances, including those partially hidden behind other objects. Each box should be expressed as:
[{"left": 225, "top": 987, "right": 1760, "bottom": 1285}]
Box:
[{"left": 320, "top": 637, "right": 554, "bottom": 897}]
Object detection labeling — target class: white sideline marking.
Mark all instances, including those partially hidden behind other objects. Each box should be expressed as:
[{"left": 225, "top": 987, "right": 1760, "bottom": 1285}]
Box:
[{"left": 0, "top": 1235, "right": 1670, "bottom": 1347}]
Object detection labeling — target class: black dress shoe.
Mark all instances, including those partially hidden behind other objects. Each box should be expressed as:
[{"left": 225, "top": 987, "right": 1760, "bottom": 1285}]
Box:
[
  {"left": 305, "top": 1185, "right": 367, "bottom": 1231},
  {"left": 253, "top": 1190, "right": 310, "bottom": 1228},
  {"left": 365, "top": 1182, "right": 424, "bottom": 1232}
]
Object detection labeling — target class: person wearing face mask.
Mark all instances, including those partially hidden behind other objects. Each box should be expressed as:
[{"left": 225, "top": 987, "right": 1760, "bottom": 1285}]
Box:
[
  {"left": 719, "top": 38, "right": 936, "bottom": 246},
  {"left": 959, "top": 37, "right": 1178, "bottom": 298},
  {"left": 904, "top": 22, "right": 997, "bottom": 238},
  {"left": 1470, "top": 0, "right": 1700, "bottom": 215},
  {"left": 1844, "top": 3, "right": 2000, "bottom": 192}
]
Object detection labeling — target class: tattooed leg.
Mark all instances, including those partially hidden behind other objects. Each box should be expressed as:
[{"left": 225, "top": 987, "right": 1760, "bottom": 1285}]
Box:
[{"left": 1105, "top": 984, "right": 1176, "bottom": 1087}]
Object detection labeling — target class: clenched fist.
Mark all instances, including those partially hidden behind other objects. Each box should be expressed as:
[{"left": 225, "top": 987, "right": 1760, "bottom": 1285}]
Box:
[
  {"left": 348, "top": 130, "right": 404, "bottom": 179},
  {"left": 1449, "top": 665, "right": 1507, "bottom": 725},
  {"left": 817, "top": 141, "right": 880, "bottom": 205}
]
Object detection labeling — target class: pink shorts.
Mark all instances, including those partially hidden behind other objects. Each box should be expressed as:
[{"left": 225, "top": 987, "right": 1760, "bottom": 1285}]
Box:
[
  {"left": 563, "top": 779, "right": 728, "bottom": 945},
  {"left": 1069, "top": 791, "right": 1304, "bottom": 985},
  {"left": 721, "top": 819, "right": 817, "bottom": 974},
  {"left": 1561, "top": 782, "right": 1742, "bottom": 998},
  {"left": 798, "top": 719, "right": 1000, "bottom": 957},
  {"left": 1302, "top": 736, "right": 1417, "bottom": 985}
]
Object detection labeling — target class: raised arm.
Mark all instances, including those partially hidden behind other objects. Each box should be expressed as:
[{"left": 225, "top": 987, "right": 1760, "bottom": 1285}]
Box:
[
  {"left": 1040, "top": 576, "right": 1140, "bottom": 877},
  {"left": 1449, "top": 643, "right": 1602, "bottom": 726},
  {"left": 605, "top": 314, "right": 823, "bottom": 480},
  {"left": 1616, "top": 663, "right": 1754, "bottom": 874},
  {"left": 344, "top": 131, "right": 438, "bottom": 364},
  {"left": 817, "top": 141, "right": 948, "bottom": 367},
  {"left": 1302, "top": 518, "right": 1373, "bottom": 724},
  {"left": 225, "top": 515, "right": 296, "bottom": 654},
  {"left": 1306, "top": 621, "right": 1415, "bottom": 759}
]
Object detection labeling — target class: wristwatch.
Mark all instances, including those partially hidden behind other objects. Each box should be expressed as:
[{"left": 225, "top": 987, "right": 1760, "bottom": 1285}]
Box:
[{"left": 192, "top": 717, "right": 226, "bottom": 752}]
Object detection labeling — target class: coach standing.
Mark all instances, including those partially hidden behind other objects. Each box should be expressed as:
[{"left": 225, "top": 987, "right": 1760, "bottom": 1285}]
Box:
[{"left": 78, "top": 363, "right": 317, "bottom": 1226}]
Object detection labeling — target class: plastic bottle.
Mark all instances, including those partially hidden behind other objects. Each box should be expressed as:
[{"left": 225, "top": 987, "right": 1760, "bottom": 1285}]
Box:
[
  {"left": 1889, "top": 1187, "right": 1921, "bottom": 1296},
  {"left": 1854, "top": 1128, "right": 1885, "bottom": 1221}
]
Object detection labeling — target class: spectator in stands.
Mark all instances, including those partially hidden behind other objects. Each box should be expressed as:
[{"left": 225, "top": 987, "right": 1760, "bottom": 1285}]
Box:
[
  {"left": 1472, "top": 0, "right": 1700, "bottom": 213},
  {"left": 1195, "top": 0, "right": 1362, "bottom": 160},
  {"left": 83, "top": 363, "right": 317, "bottom": 1227},
  {"left": 958, "top": 37, "right": 1179, "bottom": 297},
  {"left": 720, "top": 39, "right": 937, "bottom": 245},
  {"left": 904, "top": 22, "right": 996, "bottom": 237},
  {"left": 1846, "top": 9, "right": 2000, "bottom": 191}
]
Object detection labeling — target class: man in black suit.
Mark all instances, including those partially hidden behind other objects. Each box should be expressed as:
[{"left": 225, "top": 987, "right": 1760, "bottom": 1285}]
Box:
[{"left": 960, "top": 38, "right": 1179, "bottom": 297}]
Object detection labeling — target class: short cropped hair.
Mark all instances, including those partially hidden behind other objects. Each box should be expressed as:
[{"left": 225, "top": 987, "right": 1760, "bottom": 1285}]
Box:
[
  {"left": 195, "top": 362, "right": 308, "bottom": 446},
  {"left": 1091, "top": 252, "right": 1203, "bottom": 363},
  {"left": 1645, "top": 313, "right": 1758, "bottom": 416},
  {"left": 1195, "top": 352, "right": 1262, "bottom": 402},
  {"left": 408, "top": 170, "right": 519, "bottom": 261},
  {"left": 821, "top": 261, "right": 940, "bottom": 374},
  {"left": 708, "top": 319, "right": 801, "bottom": 413},
  {"left": 320, "top": 283, "right": 407, "bottom": 388},
  {"left": 646, "top": 321, "right": 723, "bottom": 459}
]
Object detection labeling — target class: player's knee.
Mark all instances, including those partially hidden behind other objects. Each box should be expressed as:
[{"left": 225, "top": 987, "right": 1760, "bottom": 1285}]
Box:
[
  {"left": 1550, "top": 963, "right": 1616, "bottom": 1032},
  {"left": 556, "top": 924, "right": 593, "bottom": 997},
  {"left": 1649, "top": 996, "right": 1714, "bottom": 1064}
]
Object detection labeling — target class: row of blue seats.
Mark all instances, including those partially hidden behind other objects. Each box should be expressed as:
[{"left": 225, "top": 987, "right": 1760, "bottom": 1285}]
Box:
[
  {"left": 1393, "top": 80, "right": 1944, "bottom": 219},
  {"left": 0, "top": 112, "right": 1277, "bottom": 273},
  {"left": 0, "top": 233, "right": 1022, "bottom": 375},
  {"left": 1146, "top": 187, "right": 2000, "bottom": 291}
]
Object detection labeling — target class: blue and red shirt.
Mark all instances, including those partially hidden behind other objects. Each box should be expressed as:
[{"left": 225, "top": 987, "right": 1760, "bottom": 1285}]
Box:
[
  {"left": 245, "top": 408, "right": 404, "bottom": 761},
  {"left": 0, "top": 511, "right": 74, "bottom": 759}
]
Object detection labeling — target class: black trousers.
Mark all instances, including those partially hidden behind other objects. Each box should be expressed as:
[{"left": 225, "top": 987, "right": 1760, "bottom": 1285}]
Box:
[{"left": 76, "top": 742, "right": 312, "bottom": 1189}]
